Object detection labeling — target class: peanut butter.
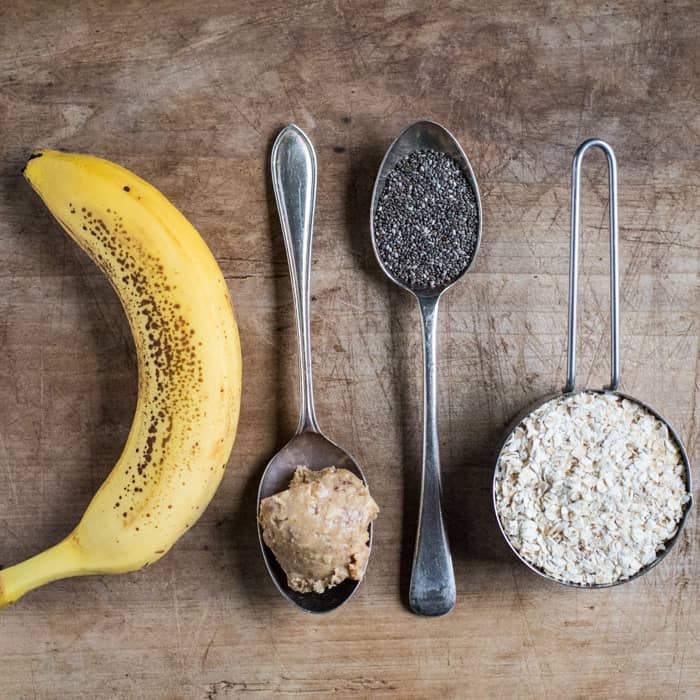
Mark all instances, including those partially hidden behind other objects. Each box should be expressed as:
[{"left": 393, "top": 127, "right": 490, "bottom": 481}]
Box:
[{"left": 258, "top": 466, "right": 379, "bottom": 593}]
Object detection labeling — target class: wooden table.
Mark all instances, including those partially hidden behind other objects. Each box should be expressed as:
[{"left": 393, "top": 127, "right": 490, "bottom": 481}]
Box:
[{"left": 1, "top": 2, "right": 698, "bottom": 697}]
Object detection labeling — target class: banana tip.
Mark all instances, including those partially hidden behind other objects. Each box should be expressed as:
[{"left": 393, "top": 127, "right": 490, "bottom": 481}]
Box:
[{"left": 21, "top": 151, "right": 44, "bottom": 176}]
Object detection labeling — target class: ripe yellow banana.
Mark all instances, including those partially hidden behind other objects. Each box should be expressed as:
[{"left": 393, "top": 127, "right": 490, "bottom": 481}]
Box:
[{"left": 0, "top": 150, "right": 241, "bottom": 607}]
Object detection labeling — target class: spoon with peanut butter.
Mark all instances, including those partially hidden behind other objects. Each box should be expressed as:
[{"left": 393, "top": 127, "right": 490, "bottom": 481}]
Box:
[{"left": 257, "top": 125, "right": 378, "bottom": 614}]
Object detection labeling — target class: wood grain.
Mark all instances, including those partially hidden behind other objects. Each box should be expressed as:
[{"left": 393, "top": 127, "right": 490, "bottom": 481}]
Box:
[{"left": 0, "top": 1, "right": 698, "bottom": 698}]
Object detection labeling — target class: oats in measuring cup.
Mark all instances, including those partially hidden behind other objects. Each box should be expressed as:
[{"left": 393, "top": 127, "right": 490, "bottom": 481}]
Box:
[{"left": 495, "top": 392, "right": 690, "bottom": 585}]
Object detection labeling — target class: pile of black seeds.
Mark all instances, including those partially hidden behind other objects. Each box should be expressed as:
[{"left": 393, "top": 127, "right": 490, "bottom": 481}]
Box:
[{"left": 373, "top": 149, "right": 479, "bottom": 291}]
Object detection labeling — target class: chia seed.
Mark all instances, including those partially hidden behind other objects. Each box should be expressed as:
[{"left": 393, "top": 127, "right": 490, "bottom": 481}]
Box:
[{"left": 373, "top": 149, "right": 479, "bottom": 291}]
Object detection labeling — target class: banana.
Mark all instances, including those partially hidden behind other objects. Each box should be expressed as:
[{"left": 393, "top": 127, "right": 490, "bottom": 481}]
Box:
[{"left": 0, "top": 150, "right": 241, "bottom": 607}]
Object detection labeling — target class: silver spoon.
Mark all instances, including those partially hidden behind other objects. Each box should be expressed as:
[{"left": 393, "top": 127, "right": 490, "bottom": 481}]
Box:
[
  {"left": 370, "top": 120, "right": 482, "bottom": 616},
  {"left": 257, "top": 124, "right": 373, "bottom": 614}
]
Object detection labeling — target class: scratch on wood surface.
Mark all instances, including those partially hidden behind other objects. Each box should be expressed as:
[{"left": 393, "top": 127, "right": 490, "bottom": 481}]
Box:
[
  {"left": 171, "top": 569, "right": 184, "bottom": 652},
  {"left": 687, "top": 333, "right": 699, "bottom": 457},
  {"left": 0, "top": 432, "right": 19, "bottom": 508},
  {"left": 228, "top": 102, "right": 263, "bottom": 139},
  {"left": 200, "top": 680, "right": 270, "bottom": 698},
  {"left": 675, "top": 647, "right": 687, "bottom": 700},
  {"left": 333, "top": 0, "right": 370, "bottom": 76},
  {"left": 358, "top": 326, "right": 392, "bottom": 407},
  {"left": 511, "top": 569, "right": 547, "bottom": 697},
  {"left": 201, "top": 631, "right": 215, "bottom": 670},
  {"left": 29, "top": 657, "right": 39, "bottom": 700}
]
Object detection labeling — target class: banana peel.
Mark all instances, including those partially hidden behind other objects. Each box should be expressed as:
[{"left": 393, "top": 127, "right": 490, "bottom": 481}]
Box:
[{"left": 0, "top": 150, "right": 241, "bottom": 607}]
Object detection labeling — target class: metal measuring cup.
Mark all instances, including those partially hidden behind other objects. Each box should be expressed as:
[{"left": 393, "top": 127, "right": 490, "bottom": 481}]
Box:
[{"left": 492, "top": 139, "right": 693, "bottom": 588}]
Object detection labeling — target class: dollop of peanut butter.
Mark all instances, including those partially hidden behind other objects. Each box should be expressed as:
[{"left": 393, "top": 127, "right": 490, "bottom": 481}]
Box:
[{"left": 259, "top": 466, "right": 379, "bottom": 593}]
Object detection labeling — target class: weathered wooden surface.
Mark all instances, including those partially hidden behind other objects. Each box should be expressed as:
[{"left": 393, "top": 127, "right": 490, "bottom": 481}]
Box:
[{"left": 0, "top": 1, "right": 698, "bottom": 698}]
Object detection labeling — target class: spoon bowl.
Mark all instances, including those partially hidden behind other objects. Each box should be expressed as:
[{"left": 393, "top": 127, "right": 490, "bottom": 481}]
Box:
[
  {"left": 370, "top": 119, "right": 482, "bottom": 296},
  {"left": 257, "top": 430, "right": 370, "bottom": 613},
  {"left": 257, "top": 124, "right": 374, "bottom": 614}
]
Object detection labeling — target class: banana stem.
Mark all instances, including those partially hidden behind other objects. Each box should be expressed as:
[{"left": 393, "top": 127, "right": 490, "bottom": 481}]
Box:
[{"left": 0, "top": 537, "right": 84, "bottom": 608}]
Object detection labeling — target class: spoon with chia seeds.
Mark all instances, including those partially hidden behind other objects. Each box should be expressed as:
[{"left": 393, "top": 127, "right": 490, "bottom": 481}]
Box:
[{"left": 370, "top": 120, "right": 482, "bottom": 616}]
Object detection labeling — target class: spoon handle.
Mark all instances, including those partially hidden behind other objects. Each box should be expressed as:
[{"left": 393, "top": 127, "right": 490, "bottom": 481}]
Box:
[
  {"left": 271, "top": 124, "right": 320, "bottom": 434},
  {"left": 410, "top": 294, "right": 456, "bottom": 616}
]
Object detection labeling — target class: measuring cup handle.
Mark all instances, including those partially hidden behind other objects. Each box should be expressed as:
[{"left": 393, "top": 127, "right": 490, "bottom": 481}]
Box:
[{"left": 566, "top": 139, "right": 620, "bottom": 393}]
